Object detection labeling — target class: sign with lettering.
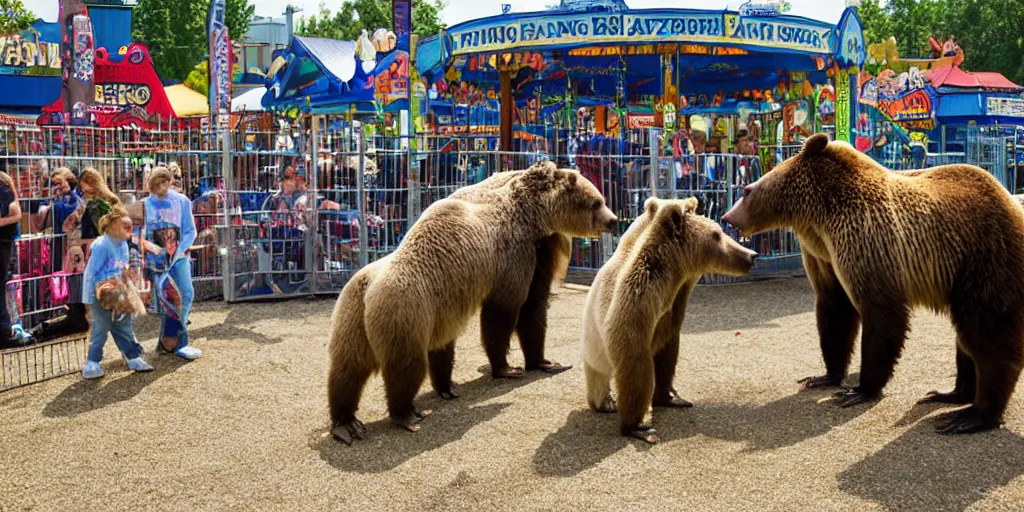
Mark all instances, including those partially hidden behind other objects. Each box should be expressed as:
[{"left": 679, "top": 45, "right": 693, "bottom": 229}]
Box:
[
  {"left": 877, "top": 88, "right": 934, "bottom": 123},
  {"left": 626, "top": 113, "right": 655, "bottom": 129},
  {"left": 835, "top": 69, "right": 851, "bottom": 142},
  {"left": 393, "top": 0, "right": 411, "bottom": 52},
  {"left": 448, "top": 10, "right": 834, "bottom": 56},
  {"left": 0, "top": 36, "right": 61, "bottom": 75},
  {"left": 207, "top": 0, "right": 230, "bottom": 127},
  {"left": 95, "top": 83, "right": 152, "bottom": 106},
  {"left": 987, "top": 97, "right": 1024, "bottom": 118}
]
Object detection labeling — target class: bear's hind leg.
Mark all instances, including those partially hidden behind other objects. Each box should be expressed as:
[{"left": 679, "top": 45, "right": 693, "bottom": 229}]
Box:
[
  {"left": 613, "top": 349, "right": 658, "bottom": 444},
  {"left": 328, "top": 355, "right": 374, "bottom": 444},
  {"left": 585, "top": 362, "right": 615, "bottom": 413},
  {"left": 429, "top": 340, "right": 459, "bottom": 400},
  {"left": 800, "top": 257, "right": 861, "bottom": 390},
  {"left": 481, "top": 300, "right": 524, "bottom": 378},
  {"left": 519, "top": 235, "right": 571, "bottom": 374},
  {"left": 935, "top": 319, "right": 1023, "bottom": 434},
  {"left": 652, "top": 336, "right": 693, "bottom": 408},
  {"left": 919, "top": 344, "right": 976, "bottom": 405},
  {"left": 832, "top": 301, "right": 909, "bottom": 407},
  {"left": 382, "top": 343, "right": 431, "bottom": 432}
]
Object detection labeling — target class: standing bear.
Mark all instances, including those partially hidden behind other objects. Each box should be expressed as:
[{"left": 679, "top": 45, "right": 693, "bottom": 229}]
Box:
[
  {"left": 327, "top": 162, "right": 617, "bottom": 444},
  {"left": 581, "top": 197, "right": 757, "bottom": 443},
  {"left": 448, "top": 169, "right": 573, "bottom": 378},
  {"left": 722, "top": 133, "right": 1024, "bottom": 434}
]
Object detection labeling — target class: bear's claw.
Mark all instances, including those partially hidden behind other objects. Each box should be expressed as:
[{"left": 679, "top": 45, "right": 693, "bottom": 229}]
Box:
[
  {"left": 591, "top": 396, "right": 616, "bottom": 413},
  {"left": 532, "top": 360, "right": 572, "bottom": 374},
  {"left": 332, "top": 419, "right": 366, "bottom": 445},
  {"left": 625, "top": 425, "right": 659, "bottom": 444},
  {"left": 392, "top": 409, "right": 431, "bottom": 432},
  {"left": 438, "top": 387, "right": 460, "bottom": 400},
  {"left": 797, "top": 374, "right": 842, "bottom": 390},
  {"left": 831, "top": 388, "right": 877, "bottom": 408},
  {"left": 935, "top": 407, "right": 999, "bottom": 435},
  {"left": 653, "top": 391, "right": 693, "bottom": 409},
  {"left": 493, "top": 366, "right": 525, "bottom": 379},
  {"left": 918, "top": 389, "right": 972, "bottom": 405}
]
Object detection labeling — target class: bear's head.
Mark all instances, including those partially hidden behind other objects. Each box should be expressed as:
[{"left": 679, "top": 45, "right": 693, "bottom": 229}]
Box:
[
  {"left": 518, "top": 161, "right": 618, "bottom": 238},
  {"left": 722, "top": 133, "right": 851, "bottom": 236},
  {"left": 655, "top": 197, "right": 758, "bottom": 277}
]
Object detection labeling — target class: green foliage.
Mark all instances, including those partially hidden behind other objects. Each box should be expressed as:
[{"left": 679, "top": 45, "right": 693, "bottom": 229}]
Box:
[
  {"left": 0, "top": 0, "right": 36, "bottom": 34},
  {"left": 297, "top": 0, "right": 446, "bottom": 41},
  {"left": 184, "top": 61, "right": 209, "bottom": 96},
  {"left": 858, "top": 0, "right": 1024, "bottom": 86},
  {"left": 132, "top": 0, "right": 254, "bottom": 82}
]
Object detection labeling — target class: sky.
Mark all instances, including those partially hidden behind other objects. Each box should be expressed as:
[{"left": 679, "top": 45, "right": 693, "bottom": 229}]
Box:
[{"left": 30, "top": 0, "right": 851, "bottom": 27}]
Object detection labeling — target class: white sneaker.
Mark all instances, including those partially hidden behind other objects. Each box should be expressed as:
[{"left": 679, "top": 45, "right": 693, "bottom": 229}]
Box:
[
  {"left": 126, "top": 357, "right": 154, "bottom": 372},
  {"left": 82, "top": 361, "right": 104, "bottom": 380},
  {"left": 174, "top": 346, "right": 202, "bottom": 360}
]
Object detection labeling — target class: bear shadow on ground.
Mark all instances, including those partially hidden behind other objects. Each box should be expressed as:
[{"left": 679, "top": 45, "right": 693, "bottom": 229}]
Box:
[
  {"left": 533, "top": 377, "right": 873, "bottom": 477},
  {"left": 837, "top": 419, "right": 1024, "bottom": 512},
  {"left": 183, "top": 299, "right": 306, "bottom": 345},
  {"left": 312, "top": 370, "right": 555, "bottom": 474},
  {"left": 682, "top": 279, "right": 815, "bottom": 334},
  {"left": 42, "top": 357, "right": 188, "bottom": 418}
]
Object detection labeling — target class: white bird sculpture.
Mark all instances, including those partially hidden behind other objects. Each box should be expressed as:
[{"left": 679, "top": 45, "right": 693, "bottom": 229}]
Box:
[{"left": 356, "top": 29, "right": 376, "bottom": 73}]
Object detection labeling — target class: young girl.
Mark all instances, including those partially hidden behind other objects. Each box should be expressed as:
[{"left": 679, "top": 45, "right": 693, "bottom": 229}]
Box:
[
  {"left": 81, "top": 205, "right": 151, "bottom": 379},
  {"left": 144, "top": 166, "right": 200, "bottom": 360},
  {"left": 64, "top": 167, "right": 120, "bottom": 241}
]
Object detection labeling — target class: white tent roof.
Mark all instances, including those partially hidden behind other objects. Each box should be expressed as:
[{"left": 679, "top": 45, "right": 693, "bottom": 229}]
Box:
[{"left": 232, "top": 88, "right": 268, "bottom": 112}]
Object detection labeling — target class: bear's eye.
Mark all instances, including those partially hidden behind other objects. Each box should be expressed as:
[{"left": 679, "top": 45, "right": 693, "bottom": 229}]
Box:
[
  {"left": 591, "top": 199, "right": 602, "bottom": 210},
  {"left": 713, "top": 232, "right": 722, "bottom": 242}
]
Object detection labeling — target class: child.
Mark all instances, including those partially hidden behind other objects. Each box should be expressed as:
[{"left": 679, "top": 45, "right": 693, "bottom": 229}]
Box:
[{"left": 81, "top": 205, "right": 152, "bottom": 379}]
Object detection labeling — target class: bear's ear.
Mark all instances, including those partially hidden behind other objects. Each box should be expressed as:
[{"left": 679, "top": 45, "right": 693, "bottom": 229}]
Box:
[
  {"left": 566, "top": 172, "right": 577, "bottom": 186},
  {"left": 681, "top": 197, "right": 698, "bottom": 214},
  {"left": 668, "top": 205, "right": 685, "bottom": 229},
  {"left": 643, "top": 196, "right": 660, "bottom": 216},
  {"left": 802, "top": 133, "right": 830, "bottom": 156}
]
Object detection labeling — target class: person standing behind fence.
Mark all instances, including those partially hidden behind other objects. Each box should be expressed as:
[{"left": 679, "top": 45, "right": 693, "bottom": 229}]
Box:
[
  {"left": 0, "top": 172, "right": 21, "bottom": 349},
  {"left": 64, "top": 168, "right": 120, "bottom": 241},
  {"left": 143, "top": 166, "right": 200, "bottom": 361},
  {"left": 81, "top": 205, "right": 152, "bottom": 379},
  {"left": 34, "top": 168, "right": 82, "bottom": 268}
]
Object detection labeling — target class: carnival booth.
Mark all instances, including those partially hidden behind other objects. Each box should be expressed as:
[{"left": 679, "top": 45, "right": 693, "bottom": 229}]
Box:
[{"left": 415, "top": 0, "right": 865, "bottom": 270}]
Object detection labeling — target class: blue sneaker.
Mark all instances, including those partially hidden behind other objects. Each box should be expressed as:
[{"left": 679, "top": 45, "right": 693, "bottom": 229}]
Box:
[
  {"left": 126, "top": 357, "right": 153, "bottom": 372},
  {"left": 82, "top": 361, "right": 104, "bottom": 380}
]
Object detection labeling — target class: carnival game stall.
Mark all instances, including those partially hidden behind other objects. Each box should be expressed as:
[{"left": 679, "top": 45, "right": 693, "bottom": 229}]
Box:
[{"left": 414, "top": 0, "right": 866, "bottom": 278}]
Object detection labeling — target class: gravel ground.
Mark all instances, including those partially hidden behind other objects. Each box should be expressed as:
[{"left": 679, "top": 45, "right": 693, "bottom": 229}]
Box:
[{"left": 2, "top": 278, "right": 1023, "bottom": 512}]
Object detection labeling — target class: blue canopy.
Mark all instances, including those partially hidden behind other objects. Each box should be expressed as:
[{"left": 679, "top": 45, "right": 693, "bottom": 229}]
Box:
[{"left": 262, "top": 36, "right": 378, "bottom": 113}]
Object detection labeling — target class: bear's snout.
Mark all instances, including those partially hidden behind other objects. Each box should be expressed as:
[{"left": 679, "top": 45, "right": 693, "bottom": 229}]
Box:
[{"left": 603, "top": 216, "right": 618, "bottom": 232}]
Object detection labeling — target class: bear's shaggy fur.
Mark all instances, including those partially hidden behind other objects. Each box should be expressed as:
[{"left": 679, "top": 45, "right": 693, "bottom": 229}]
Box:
[
  {"left": 722, "top": 133, "right": 1024, "bottom": 434},
  {"left": 448, "top": 169, "right": 573, "bottom": 377},
  {"left": 327, "top": 162, "right": 617, "bottom": 444},
  {"left": 581, "top": 197, "right": 757, "bottom": 443}
]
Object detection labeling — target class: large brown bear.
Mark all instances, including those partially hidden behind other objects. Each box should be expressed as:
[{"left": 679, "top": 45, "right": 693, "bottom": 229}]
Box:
[
  {"left": 582, "top": 197, "right": 757, "bottom": 443},
  {"left": 327, "top": 163, "right": 617, "bottom": 444},
  {"left": 448, "top": 168, "right": 573, "bottom": 379},
  {"left": 722, "top": 133, "right": 1024, "bottom": 434}
]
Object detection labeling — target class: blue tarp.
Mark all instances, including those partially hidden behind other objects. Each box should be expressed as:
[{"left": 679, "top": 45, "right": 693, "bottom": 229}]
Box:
[{"left": 262, "top": 35, "right": 379, "bottom": 113}]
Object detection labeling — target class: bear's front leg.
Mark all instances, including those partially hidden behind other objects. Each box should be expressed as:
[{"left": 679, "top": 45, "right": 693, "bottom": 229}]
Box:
[
  {"left": 519, "top": 234, "right": 571, "bottom": 374},
  {"left": 831, "top": 301, "right": 910, "bottom": 408},
  {"left": 481, "top": 299, "right": 525, "bottom": 378},
  {"left": 800, "top": 256, "right": 860, "bottom": 390},
  {"left": 918, "top": 345, "right": 976, "bottom": 405}
]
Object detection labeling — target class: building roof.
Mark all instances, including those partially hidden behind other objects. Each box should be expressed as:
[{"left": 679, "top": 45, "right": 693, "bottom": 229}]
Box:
[{"left": 926, "top": 65, "right": 1023, "bottom": 92}]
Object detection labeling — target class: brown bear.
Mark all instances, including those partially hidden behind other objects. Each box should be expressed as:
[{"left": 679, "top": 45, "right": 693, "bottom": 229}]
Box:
[
  {"left": 581, "top": 197, "right": 757, "bottom": 443},
  {"left": 327, "top": 163, "right": 617, "bottom": 444},
  {"left": 448, "top": 168, "right": 573, "bottom": 379},
  {"left": 721, "top": 133, "right": 1024, "bottom": 434}
]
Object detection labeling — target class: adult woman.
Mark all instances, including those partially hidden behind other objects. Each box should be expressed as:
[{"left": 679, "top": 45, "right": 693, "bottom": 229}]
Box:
[
  {"left": 0, "top": 172, "right": 21, "bottom": 348},
  {"left": 81, "top": 205, "right": 151, "bottom": 379},
  {"left": 34, "top": 168, "right": 82, "bottom": 269},
  {"left": 143, "top": 166, "right": 200, "bottom": 360}
]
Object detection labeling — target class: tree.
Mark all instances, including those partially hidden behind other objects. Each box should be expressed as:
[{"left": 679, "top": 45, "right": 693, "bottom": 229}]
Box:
[
  {"left": 297, "top": 0, "right": 446, "bottom": 41},
  {"left": 132, "top": 0, "right": 254, "bottom": 82},
  {"left": 184, "top": 61, "right": 209, "bottom": 96},
  {"left": 857, "top": 0, "right": 1024, "bottom": 87},
  {"left": 0, "top": 0, "right": 36, "bottom": 34}
]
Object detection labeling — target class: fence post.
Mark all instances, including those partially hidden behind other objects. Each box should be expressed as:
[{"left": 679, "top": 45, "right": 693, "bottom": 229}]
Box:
[
  {"left": 308, "top": 115, "right": 320, "bottom": 292},
  {"left": 220, "top": 127, "right": 234, "bottom": 302},
  {"left": 726, "top": 156, "right": 736, "bottom": 213},
  {"left": 407, "top": 143, "right": 421, "bottom": 226},
  {"left": 357, "top": 134, "right": 369, "bottom": 268}
]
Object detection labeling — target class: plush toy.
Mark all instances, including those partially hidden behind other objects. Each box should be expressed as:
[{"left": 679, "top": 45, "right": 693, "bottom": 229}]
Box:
[{"left": 96, "top": 271, "right": 147, "bottom": 316}]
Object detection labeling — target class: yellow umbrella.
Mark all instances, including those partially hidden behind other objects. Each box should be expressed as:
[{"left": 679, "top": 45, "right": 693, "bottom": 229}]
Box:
[{"left": 164, "top": 84, "right": 210, "bottom": 118}]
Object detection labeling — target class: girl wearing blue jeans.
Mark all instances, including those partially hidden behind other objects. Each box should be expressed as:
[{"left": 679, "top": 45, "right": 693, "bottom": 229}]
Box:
[
  {"left": 81, "top": 206, "right": 152, "bottom": 379},
  {"left": 144, "top": 166, "right": 200, "bottom": 360}
]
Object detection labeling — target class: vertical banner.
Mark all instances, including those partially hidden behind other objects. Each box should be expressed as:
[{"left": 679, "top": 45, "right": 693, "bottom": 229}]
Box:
[
  {"left": 392, "top": 0, "right": 411, "bottom": 53},
  {"left": 835, "top": 69, "right": 851, "bottom": 143},
  {"left": 207, "top": 0, "right": 231, "bottom": 131},
  {"left": 59, "top": 0, "right": 95, "bottom": 124}
]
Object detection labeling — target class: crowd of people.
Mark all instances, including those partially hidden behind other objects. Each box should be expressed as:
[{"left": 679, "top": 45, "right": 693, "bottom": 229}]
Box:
[{"left": 0, "top": 164, "right": 202, "bottom": 380}]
